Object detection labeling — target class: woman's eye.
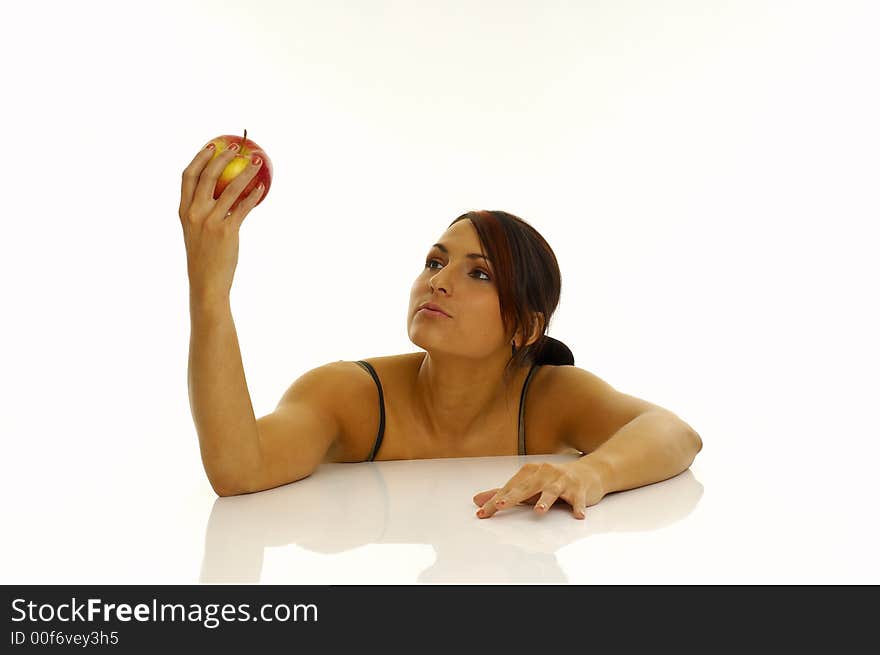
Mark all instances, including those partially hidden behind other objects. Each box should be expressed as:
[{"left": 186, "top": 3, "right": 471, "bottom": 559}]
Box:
[{"left": 424, "top": 259, "right": 490, "bottom": 281}]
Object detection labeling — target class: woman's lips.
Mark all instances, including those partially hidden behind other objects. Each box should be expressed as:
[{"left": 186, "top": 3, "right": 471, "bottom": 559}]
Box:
[{"left": 417, "top": 307, "right": 450, "bottom": 318}]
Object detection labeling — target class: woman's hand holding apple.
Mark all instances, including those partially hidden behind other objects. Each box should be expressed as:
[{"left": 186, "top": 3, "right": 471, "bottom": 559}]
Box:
[{"left": 179, "top": 140, "right": 266, "bottom": 306}]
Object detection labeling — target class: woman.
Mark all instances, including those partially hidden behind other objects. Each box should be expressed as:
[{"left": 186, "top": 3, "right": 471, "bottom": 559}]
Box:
[{"left": 180, "top": 141, "right": 703, "bottom": 520}]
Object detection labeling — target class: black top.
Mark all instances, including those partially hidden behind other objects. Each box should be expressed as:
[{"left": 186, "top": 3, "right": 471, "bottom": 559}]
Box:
[{"left": 353, "top": 359, "right": 541, "bottom": 462}]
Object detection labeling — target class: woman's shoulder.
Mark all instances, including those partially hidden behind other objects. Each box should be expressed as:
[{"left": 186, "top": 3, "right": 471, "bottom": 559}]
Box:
[
  {"left": 328, "top": 350, "right": 421, "bottom": 371},
  {"left": 332, "top": 351, "right": 423, "bottom": 385},
  {"left": 350, "top": 351, "right": 424, "bottom": 368},
  {"left": 321, "top": 352, "right": 423, "bottom": 462}
]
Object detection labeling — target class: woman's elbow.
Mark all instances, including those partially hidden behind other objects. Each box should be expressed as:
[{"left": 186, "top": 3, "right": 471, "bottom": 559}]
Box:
[
  {"left": 691, "top": 430, "right": 703, "bottom": 454},
  {"left": 686, "top": 430, "right": 703, "bottom": 465},
  {"left": 209, "top": 474, "right": 251, "bottom": 498}
]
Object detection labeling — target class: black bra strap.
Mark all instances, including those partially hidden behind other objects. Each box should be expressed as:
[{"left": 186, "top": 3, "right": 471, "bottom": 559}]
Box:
[
  {"left": 518, "top": 363, "right": 540, "bottom": 456},
  {"left": 355, "top": 361, "right": 385, "bottom": 462}
]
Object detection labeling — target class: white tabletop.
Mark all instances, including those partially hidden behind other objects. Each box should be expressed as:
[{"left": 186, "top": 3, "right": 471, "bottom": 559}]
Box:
[{"left": 4, "top": 435, "right": 877, "bottom": 584}]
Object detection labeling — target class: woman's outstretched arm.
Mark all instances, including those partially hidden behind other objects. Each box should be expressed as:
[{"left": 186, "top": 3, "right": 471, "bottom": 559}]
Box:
[
  {"left": 572, "top": 410, "right": 702, "bottom": 495},
  {"left": 474, "top": 411, "right": 701, "bottom": 519}
]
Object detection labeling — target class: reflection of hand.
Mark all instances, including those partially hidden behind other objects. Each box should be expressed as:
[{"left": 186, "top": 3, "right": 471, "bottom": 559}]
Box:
[{"left": 473, "top": 461, "right": 605, "bottom": 520}]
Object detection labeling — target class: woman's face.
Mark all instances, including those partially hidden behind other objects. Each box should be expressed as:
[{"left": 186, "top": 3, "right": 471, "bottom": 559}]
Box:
[{"left": 408, "top": 220, "right": 509, "bottom": 358}]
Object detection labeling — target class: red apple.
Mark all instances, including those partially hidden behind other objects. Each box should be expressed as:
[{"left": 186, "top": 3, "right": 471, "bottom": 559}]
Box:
[{"left": 205, "top": 129, "right": 273, "bottom": 214}]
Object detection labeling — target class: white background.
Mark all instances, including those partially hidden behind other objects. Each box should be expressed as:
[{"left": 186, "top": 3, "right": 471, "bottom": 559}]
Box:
[{"left": 1, "top": 0, "right": 877, "bottom": 583}]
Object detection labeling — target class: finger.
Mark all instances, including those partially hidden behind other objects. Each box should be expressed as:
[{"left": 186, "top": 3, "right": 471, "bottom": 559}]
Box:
[
  {"left": 215, "top": 155, "right": 263, "bottom": 221},
  {"left": 473, "top": 488, "right": 502, "bottom": 507},
  {"left": 533, "top": 489, "right": 561, "bottom": 514},
  {"left": 194, "top": 144, "right": 241, "bottom": 210},
  {"left": 497, "top": 478, "right": 541, "bottom": 509},
  {"left": 228, "top": 181, "right": 265, "bottom": 229},
  {"left": 475, "top": 464, "right": 541, "bottom": 518},
  {"left": 478, "top": 474, "right": 541, "bottom": 518},
  {"left": 476, "top": 485, "right": 517, "bottom": 518},
  {"left": 477, "top": 489, "right": 540, "bottom": 506},
  {"left": 498, "top": 466, "right": 554, "bottom": 509},
  {"left": 558, "top": 487, "right": 586, "bottom": 520},
  {"left": 179, "top": 143, "right": 217, "bottom": 221},
  {"left": 572, "top": 488, "right": 587, "bottom": 520}
]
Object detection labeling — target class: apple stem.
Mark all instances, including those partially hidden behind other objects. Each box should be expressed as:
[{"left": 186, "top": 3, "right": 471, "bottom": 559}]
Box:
[{"left": 242, "top": 128, "right": 247, "bottom": 151}]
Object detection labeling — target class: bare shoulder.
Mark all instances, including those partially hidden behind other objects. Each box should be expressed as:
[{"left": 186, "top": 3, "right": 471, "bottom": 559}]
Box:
[
  {"left": 520, "top": 363, "right": 581, "bottom": 454},
  {"left": 549, "top": 364, "right": 668, "bottom": 416},
  {"left": 320, "top": 352, "right": 423, "bottom": 462},
  {"left": 542, "top": 364, "right": 678, "bottom": 454}
]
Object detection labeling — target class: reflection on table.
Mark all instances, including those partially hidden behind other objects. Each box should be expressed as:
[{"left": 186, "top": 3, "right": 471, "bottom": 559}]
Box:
[{"left": 200, "top": 453, "right": 703, "bottom": 584}]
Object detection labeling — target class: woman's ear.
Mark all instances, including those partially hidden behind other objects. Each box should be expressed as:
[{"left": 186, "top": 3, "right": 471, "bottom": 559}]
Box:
[
  {"left": 523, "top": 312, "right": 545, "bottom": 348},
  {"left": 512, "top": 312, "right": 545, "bottom": 349}
]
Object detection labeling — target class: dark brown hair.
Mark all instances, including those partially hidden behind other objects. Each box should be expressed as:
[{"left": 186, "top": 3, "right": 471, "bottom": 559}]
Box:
[{"left": 448, "top": 210, "right": 574, "bottom": 387}]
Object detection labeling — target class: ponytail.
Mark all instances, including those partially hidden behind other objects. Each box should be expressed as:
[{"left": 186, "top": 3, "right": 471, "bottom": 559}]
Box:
[{"left": 532, "top": 335, "right": 574, "bottom": 366}]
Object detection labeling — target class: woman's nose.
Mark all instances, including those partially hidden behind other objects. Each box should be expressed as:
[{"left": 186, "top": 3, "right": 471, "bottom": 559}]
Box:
[
  {"left": 430, "top": 277, "right": 448, "bottom": 293},
  {"left": 429, "top": 271, "right": 449, "bottom": 293}
]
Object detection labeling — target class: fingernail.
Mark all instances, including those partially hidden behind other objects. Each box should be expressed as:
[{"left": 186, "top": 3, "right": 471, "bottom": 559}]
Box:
[
  {"left": 228, "top": 143, "right": 239, "bottom": 151},
  {"left": 251, "top": 155, "right": 262, "bottom": 166},
  {"left": 477, "top": 509, "right": 485, "bottom": 517},
  {"left": 537, "top": 503, "right": 546, "bottom": 510},
  {"left": 497, "top": 499, "right": 506, "bottom": 507}
]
